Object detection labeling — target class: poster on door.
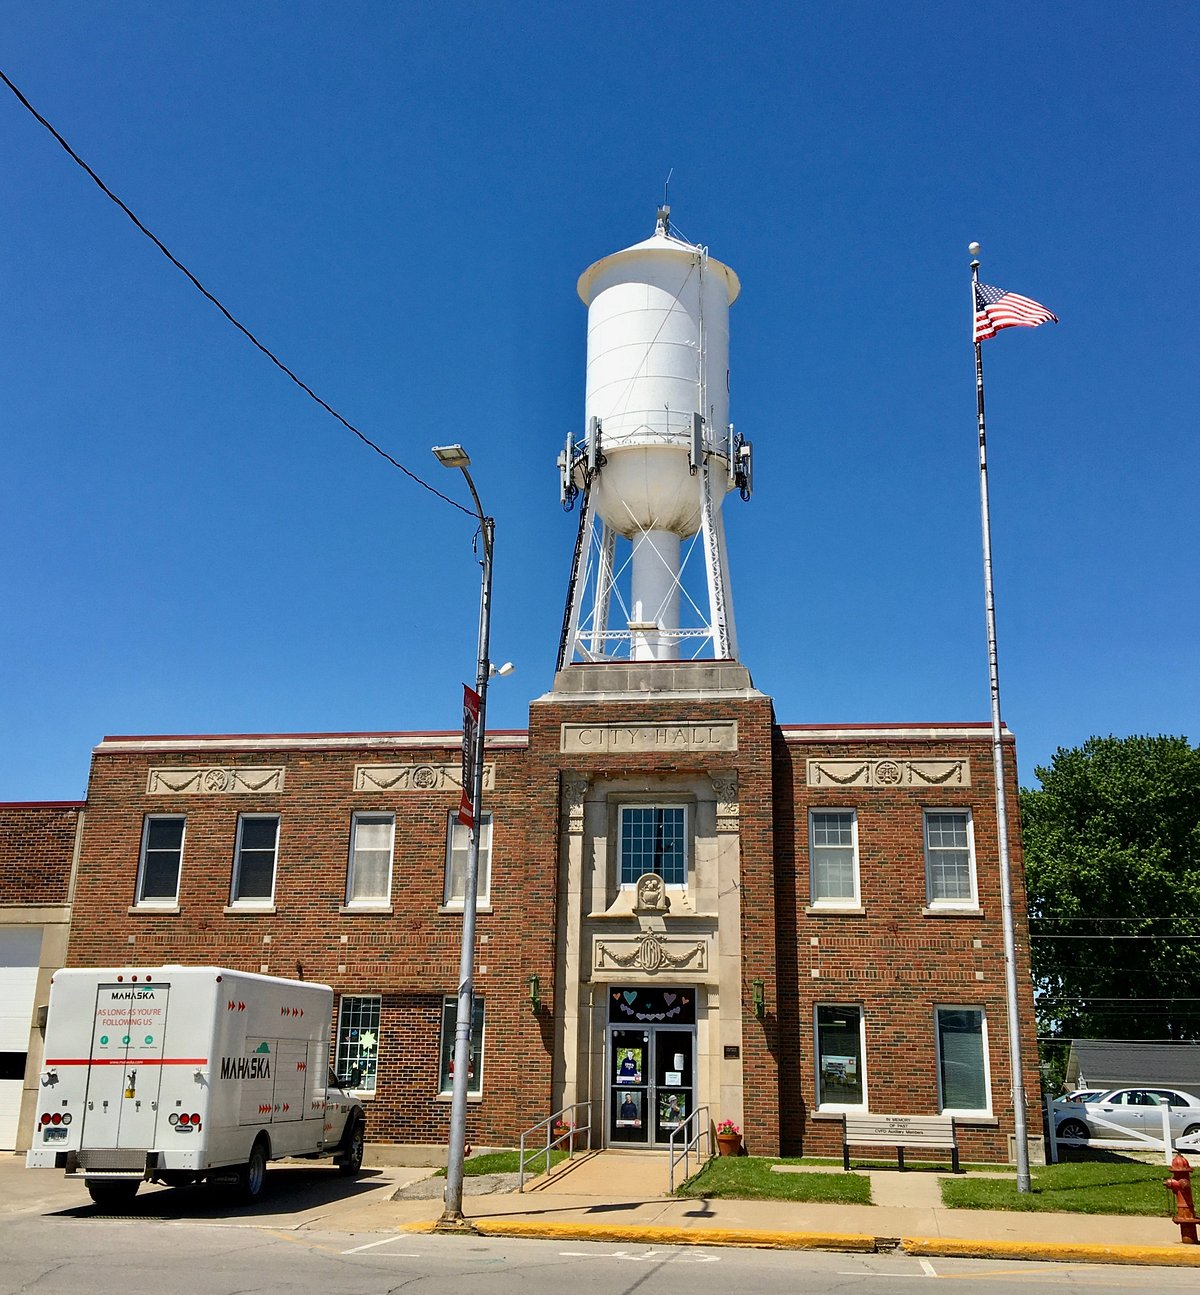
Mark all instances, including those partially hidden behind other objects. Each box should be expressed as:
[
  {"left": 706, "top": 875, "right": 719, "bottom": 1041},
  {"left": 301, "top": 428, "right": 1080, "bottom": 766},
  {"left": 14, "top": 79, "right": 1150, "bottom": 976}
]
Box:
[
  {"left": 615, "top": 1046, "right": 643, "bottom": 1084},
  {"left": 658, "top": 1091, "right": 687, "bottom": 1128},
  {"left": 615, "top": 1090, "right": 643, "bottom": 1127}
]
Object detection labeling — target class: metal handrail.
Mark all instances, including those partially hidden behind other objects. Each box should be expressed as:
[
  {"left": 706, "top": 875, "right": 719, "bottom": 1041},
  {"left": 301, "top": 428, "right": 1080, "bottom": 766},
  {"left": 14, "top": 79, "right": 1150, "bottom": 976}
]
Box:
[
  {"left": 518, "top": 1101, "right": 593, "bottom": 1190},
  {"left": 668, "top": 1104, "right": 711, "bottom": 1192}
]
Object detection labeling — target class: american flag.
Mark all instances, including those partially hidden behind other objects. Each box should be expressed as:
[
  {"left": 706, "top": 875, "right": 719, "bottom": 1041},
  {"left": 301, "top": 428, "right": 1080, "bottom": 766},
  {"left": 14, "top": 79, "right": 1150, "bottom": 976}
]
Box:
[{"left": 974, "top": 281, "right": 1058, "bottom": 342}]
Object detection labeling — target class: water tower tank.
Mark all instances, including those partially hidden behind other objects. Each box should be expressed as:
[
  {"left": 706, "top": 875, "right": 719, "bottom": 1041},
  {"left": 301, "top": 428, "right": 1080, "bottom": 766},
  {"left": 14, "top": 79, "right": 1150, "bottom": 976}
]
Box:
[{"left": 577, "top": 222, "right": 740, "bottom": 539}]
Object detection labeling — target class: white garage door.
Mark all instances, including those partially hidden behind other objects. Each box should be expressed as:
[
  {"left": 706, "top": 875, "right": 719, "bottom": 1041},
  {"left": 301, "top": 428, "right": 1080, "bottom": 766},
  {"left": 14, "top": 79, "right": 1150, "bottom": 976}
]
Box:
[{"left": 0, "top": 928, "right": 43, "bottom": 1150}]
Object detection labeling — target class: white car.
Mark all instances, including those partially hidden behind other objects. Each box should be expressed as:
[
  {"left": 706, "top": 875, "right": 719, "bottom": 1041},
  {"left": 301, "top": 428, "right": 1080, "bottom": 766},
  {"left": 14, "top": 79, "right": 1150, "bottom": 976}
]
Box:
[
  {"left": 1054, "top": 1087, "right": 1200, "bottom": 1143},
  {"left": 1051, "top": 1088, "right": 1106, "bottom": 1108}
]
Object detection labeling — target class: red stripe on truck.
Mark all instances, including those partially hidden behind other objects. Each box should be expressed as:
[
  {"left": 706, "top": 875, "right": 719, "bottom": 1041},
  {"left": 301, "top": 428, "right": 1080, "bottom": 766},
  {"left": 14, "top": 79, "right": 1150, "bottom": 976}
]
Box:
[{"left": 45, "top": 1058, "right": 209, "bottom": 1066}]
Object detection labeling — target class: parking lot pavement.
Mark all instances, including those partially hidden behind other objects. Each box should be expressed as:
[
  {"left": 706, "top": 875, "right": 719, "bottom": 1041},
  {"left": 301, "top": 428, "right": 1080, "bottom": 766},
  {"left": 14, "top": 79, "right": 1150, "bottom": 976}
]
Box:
[{"left": 2, "top": 1153, "right": 433, "bottom": 1231}]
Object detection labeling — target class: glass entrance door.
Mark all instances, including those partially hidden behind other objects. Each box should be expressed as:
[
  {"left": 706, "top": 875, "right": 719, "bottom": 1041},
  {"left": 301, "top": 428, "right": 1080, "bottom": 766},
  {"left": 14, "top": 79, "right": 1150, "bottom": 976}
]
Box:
[
  {"left": 609, "top": 1028, "right": 650, "bottom": 1145},
  {"left": 606, "top": 986, "right": 696, "bottom": 1149},
  {"left": 651, "top": 1028, "right": 693, "bottom": 1145}
]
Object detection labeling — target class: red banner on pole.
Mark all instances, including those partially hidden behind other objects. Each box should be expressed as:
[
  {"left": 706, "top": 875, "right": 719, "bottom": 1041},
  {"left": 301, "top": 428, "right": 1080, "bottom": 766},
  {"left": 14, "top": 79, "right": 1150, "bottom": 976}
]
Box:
[{"left": 459, "top": 684, "right": 480, "bottom": 828}]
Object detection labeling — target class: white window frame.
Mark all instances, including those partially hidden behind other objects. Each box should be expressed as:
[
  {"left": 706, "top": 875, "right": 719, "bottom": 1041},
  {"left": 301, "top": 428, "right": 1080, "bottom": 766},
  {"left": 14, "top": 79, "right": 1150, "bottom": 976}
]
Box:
[
  {"left": 135, "top": 814, "right": 186, "bottom": 906},
  {"left": 438, "top": 995, "right": 484, "bottom": 1097},
  {"left": 230, "top": 813, "right": 279, "bottom": 906},
  {"left": 923, "top": 809, "right": 978, "bottom": 909},
  {"left": 808, "top": 808, "right": 860, "bottom": 906},
  {"left": 934, "top": 1005, "right": 992, "bottom": 1115},
  {"left": 335, "top": 994, "right": 381, "bottom": 1094},
  {"left": 814, "top": 1002, "right": 868, "bottom": 1111},
  {"left": 618, "top": 803, "right": 689, "bottom": 888},
  {"left": 442, "top": 811, "right": 492, "bottom": 910},
  {"left": 346, "top": 812, "right": 395, "bottom": 906}
]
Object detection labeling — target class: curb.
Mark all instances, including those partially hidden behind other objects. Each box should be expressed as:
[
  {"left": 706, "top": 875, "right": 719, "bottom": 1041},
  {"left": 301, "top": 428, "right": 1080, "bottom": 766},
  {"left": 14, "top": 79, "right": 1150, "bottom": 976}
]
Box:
[
  {"left": 903, "top": 1236, "right": 1200, "bottom": 1268},
  {"left": 404, "top": 1219, "right": 1200, "bottom": 1266},
  {"left": 404, "top": 1219, "right": 874, "bottom": 1252}
]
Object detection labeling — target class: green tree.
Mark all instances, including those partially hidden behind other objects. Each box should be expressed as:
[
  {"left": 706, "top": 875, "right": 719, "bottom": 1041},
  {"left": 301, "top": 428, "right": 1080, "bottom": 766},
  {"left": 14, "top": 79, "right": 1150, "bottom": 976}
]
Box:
[{"left": 1022, "top": 735, "right": 1200, "bottom": 1042}]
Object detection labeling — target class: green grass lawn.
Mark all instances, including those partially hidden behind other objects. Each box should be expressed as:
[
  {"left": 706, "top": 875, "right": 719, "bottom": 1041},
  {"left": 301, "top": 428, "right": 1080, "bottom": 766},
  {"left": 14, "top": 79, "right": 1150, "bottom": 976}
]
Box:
[
  {"left": 940, "top": 1159, "right": 1174, "bottom": 1215},
  {"left": 432, "top": 1148, "right": 567, "bottom": 1177},
  {"left": 677, "top": 1156, "right": 872, "bottom": 1205}
]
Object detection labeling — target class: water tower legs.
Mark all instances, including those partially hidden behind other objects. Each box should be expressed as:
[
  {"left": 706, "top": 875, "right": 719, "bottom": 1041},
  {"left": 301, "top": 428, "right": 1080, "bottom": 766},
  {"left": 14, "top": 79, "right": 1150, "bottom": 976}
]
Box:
[{"left": 629, "top": 530, "right": 681, "bottom": 660}]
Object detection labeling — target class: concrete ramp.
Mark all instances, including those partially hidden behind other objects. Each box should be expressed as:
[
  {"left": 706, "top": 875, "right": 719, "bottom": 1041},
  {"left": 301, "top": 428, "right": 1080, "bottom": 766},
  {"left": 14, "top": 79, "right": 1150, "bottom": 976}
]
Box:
[{"left": 527, "top": 1149, "right": 673, "bottom": 1197}]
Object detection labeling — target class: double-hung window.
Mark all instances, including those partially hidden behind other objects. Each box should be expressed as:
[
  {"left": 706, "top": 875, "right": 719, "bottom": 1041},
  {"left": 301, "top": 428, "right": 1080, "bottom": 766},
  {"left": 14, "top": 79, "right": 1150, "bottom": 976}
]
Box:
[
  {"left": 335, "top": 994, "right": 381, "bottom": 1093},
  {"left": 347, "top": 813, "right": 394, "bottom": 906},
  {"left": 231, "top": 814, "right": 279, "bottom": 905},
  {"left": 619, "top": 805, "right": 687, "bottom": 886},
  {"left": 935, "top": 1007, "right": 990, "bottom": 1113},
  {"left": 136, "top": 814, "right": 185, "bottom": 904},
  {"left": 443, "top": 812, "right": 492, "bottom": 908},
  {"left": 923, "top": 810, "right": 977, "bottom": 907},
  {"left": 809, "top": 809, "right": 858, "bottom": 905},
  {"left": 438, "top": 995, "right": 484, "bottom": 1096},
  {"left": 815, "top": 1004, "right": 866, "bottom": 1108}
]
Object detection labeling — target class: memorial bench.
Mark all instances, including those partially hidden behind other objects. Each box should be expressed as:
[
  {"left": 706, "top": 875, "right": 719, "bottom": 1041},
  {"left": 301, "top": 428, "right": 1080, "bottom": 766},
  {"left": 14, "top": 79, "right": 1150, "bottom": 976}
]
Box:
[{"left": 841, "top": 1113, "right": 961, "bottom": 1173}]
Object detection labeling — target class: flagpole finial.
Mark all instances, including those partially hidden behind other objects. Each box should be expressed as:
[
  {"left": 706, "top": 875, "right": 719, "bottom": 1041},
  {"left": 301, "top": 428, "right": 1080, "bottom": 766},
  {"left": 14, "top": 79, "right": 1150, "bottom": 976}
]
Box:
[{"left": 968, "top": 241, "right": 981, "bottom": 267}]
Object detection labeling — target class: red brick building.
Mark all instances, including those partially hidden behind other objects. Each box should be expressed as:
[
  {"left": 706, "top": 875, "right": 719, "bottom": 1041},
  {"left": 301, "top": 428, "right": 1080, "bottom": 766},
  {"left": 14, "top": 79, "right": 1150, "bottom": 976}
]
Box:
[
  {"left": 9, "top": 218, "right": 1040, "bottom": 1161},
  {"left": 56, "top": 661, "right": 1037, "bottom": 1162}
]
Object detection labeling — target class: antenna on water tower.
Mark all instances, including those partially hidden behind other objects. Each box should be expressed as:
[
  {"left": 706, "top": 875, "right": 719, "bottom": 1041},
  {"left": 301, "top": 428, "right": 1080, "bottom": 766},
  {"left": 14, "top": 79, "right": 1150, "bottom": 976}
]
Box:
[{"left": 658, "top": 168, "right": 673, "bottom": 236}]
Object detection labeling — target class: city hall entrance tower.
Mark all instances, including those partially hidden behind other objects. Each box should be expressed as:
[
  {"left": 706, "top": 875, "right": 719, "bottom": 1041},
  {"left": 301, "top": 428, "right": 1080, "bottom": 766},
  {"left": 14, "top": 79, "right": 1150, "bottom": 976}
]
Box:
[{"left": 534, "top": 210, "right": 774, "bottom": 1151}]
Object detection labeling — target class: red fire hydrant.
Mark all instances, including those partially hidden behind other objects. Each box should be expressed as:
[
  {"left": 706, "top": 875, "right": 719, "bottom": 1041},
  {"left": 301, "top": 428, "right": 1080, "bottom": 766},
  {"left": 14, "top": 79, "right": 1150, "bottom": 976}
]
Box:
[{"left": 1164, "top": 1152, "right": 1197, "bottom": 1245}]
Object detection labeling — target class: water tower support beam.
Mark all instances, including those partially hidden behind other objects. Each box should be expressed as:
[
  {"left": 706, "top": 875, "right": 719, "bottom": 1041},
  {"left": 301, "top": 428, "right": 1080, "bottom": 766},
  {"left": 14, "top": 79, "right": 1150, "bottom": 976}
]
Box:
[
  {"left": 557, "top": 480, "right": 598, "bottom": 671},
  {"left": 589, "top": 524, "right": 616, "bottom": 658},
  {"left": 699, "top": 458, "right": 738, "bottom": 659}
]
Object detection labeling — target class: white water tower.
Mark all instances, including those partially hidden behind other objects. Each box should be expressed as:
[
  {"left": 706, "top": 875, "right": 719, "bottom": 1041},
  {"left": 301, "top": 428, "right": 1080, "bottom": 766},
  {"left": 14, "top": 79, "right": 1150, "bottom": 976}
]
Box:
[{"left": 557, "top": 209, "right": 753, "bottom": 667}]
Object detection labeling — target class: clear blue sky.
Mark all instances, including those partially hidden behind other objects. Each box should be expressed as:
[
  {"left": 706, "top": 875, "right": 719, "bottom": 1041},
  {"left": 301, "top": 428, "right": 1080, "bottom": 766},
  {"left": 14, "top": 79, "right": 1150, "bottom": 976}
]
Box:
[{"left": 3, "top": 2, "right": 1196, "bottom": 801}]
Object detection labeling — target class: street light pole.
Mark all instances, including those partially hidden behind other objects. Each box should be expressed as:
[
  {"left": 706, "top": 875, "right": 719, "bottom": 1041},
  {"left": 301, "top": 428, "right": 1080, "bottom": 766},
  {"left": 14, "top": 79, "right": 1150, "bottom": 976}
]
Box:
[{"left": 432, "top": 444, "right": 493, "bottom": 1231}]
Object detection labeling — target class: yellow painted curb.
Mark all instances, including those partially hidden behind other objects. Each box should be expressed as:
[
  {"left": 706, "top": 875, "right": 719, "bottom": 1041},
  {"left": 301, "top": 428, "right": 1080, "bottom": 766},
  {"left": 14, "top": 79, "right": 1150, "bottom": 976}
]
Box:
[
  {"left": 403, "top": 1218, "right": 873, "bottom": 1251},
  {"left": 402, "top": 1219, "right": 1200, "bottom": 1265},
  {"left": 903, "top": 1237, "right": 1200, "bottom": 1267}
]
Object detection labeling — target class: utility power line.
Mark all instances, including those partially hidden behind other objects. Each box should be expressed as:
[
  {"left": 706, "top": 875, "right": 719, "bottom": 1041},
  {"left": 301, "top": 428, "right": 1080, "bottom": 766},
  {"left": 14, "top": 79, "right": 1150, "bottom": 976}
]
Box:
[{"left": 0, "top": 68, "right": 472, "bottom": 520}]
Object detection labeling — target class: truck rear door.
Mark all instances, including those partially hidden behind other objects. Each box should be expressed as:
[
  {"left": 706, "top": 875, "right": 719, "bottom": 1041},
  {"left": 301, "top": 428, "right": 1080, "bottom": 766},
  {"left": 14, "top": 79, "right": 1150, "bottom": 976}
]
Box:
[{"left": 80, "top": 983, "right": 171, "bottom": 1149}]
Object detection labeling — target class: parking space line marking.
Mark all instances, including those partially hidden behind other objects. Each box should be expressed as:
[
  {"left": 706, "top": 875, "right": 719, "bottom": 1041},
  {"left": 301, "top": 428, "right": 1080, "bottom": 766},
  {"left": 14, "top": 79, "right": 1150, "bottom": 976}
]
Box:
[{"left": 342, "top": 1236, "right": 419, "bottom": 1254}]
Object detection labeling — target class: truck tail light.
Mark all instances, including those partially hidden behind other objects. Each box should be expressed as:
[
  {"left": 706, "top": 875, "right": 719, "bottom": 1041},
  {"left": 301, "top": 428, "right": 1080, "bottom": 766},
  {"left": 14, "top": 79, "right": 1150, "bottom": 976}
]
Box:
[
  {"left": 61, "top": 1113, "right": 72, "bottom": 1126},
  {"left": 169, "top": 1113, "right": 179, "bottom": 1125},
  {"left": 190, "top": 1113, "right": 200, "bottom": 1125},
  {"left": 179, "top": 1113, "right": 191, "bottom": 1125},
  {"left": 40, "top": 1113, "right": 51, "bottom": 1126},
  {"left": 50, "top": 1113, "right": 62, "bottom": 1125}
]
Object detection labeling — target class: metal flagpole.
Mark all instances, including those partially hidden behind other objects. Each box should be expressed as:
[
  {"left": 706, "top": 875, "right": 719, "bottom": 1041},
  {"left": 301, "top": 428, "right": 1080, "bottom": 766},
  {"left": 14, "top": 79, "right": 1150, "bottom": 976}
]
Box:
[{"left": 969, "top": 243, "right": 1032, "bottom": 1193}]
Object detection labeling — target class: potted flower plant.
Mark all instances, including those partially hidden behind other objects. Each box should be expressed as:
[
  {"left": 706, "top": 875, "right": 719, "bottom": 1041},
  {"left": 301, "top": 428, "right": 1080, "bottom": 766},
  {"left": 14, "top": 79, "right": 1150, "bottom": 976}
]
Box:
[
  {"left": 715, "top": 1119, "right": 742, "bottom": 1156},
  {"left": 552, "top": 1118, "right": 576, "bottom": 1151}
]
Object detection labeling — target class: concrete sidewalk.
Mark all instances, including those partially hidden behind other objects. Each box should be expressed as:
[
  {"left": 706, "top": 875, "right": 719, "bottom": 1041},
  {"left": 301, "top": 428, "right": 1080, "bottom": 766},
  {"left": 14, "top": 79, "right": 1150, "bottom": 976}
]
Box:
[{"left": 380, "top": 1150, "right": 1200, "bottom": 1268}]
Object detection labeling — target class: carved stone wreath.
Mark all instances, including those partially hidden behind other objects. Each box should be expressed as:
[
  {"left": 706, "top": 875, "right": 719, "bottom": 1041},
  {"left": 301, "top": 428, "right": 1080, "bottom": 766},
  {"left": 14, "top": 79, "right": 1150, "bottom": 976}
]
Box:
[{"left": 596, "top": 932, "right": 707, "bottom": 974}]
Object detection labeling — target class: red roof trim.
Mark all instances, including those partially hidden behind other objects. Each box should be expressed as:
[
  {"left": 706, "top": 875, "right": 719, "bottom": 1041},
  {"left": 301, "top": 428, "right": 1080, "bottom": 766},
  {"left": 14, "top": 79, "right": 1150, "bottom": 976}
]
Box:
[
  {"left": 101, "top": 729, "right": 530, "bottom": 742},
  {"left": 0, "top": 800, "right": 86, "bottom": 809},
  {"left": 778, "top": 722, "right": 996, "bottom": 732}
]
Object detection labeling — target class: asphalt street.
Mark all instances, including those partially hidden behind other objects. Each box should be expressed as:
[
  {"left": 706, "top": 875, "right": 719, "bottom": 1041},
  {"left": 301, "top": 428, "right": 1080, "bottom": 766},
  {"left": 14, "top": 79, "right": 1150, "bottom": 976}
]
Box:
[{"left": 4, "top": 1159, "right": 1199, "bottom": 1295}]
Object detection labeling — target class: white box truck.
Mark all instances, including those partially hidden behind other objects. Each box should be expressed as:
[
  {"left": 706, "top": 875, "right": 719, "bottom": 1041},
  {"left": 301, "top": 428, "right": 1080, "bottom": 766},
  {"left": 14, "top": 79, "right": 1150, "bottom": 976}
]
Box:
[{"left": 26, "top": 966, "right": 366, "bottom": 1207}]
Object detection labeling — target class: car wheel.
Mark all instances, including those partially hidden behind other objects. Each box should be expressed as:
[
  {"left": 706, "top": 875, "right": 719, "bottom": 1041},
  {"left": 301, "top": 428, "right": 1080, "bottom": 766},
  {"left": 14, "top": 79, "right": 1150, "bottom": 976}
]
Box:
[
  {"left": 1058, "top": 1119, "right": 1089, "bottom": 1142},
  {"left": 338, "top": 1116, "right": 365, "bottom": 1176},
  {"left": 1183, "top": 1123, "right": 1200, "bottom": 1137},
  {"left": 233, "top": 1137, "right": 269, "bottom": 1203},
  {"left": 86, "top": 1178, "right": 140, "bottom": 1208}
]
